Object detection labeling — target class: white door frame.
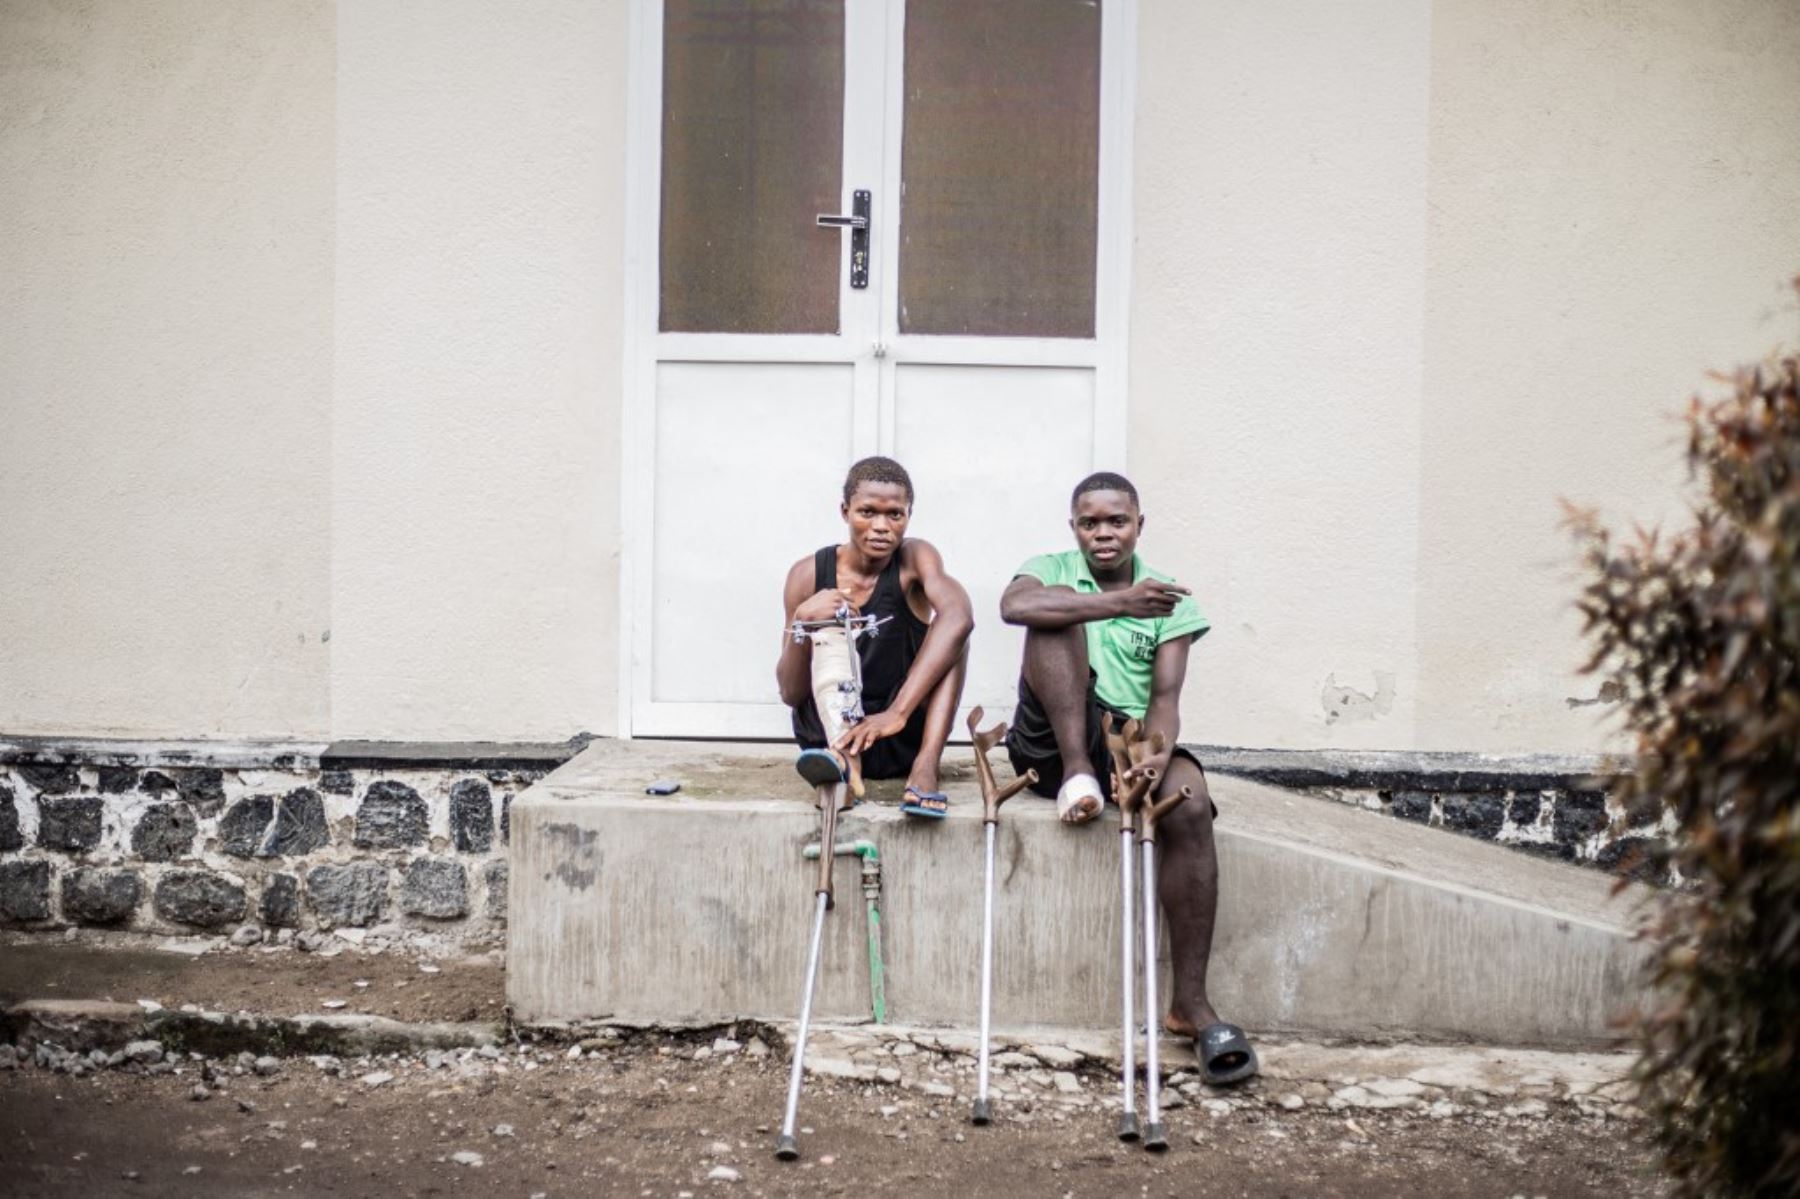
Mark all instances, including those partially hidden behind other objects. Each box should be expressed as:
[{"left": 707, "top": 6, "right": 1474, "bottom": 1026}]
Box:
[{"left": 618, "top": 0, "right": 1138, "bottom": 738}]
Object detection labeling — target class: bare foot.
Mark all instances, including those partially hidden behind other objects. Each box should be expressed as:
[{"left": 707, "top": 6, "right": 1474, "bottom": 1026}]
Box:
[{"left": 1164, "top": 1004, "right": 1222, "bottom": 1039}]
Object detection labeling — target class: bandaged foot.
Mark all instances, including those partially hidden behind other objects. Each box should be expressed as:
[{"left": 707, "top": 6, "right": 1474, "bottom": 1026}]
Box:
[{"left": 1056, "top": 773, "right": 1104, "bottom": 824}]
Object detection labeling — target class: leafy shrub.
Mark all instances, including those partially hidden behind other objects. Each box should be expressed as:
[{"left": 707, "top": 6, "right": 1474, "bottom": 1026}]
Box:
[{"left": 1567, "top": 297, "right": 1799, "bottom": 1197}]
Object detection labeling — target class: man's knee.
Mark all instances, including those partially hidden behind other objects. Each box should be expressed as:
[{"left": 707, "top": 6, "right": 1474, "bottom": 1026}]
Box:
[{"left": 1158, "top": 762, "right": 1213, "bottom": 838}]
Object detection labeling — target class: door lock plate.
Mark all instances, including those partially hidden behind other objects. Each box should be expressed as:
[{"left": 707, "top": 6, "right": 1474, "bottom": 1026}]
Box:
[{"left": 816, "top": 190, "right": 871, "bottom": 290}]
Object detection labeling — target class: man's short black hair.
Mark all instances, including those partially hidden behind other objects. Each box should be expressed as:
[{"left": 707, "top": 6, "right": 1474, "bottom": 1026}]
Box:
[
  {"left": 1071, "top": 470, "right": 1139, "bottom": 510},
  {"left": 843, "top": 456, "right": 914, "bottom": 506}
]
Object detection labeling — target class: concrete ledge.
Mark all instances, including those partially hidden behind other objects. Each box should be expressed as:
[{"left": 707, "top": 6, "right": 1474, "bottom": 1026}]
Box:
[{"left": 508, "top": 742, "right": 1652, "bottom": 1048}]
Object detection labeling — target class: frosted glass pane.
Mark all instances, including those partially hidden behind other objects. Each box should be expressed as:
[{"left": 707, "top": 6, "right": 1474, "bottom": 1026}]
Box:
[
  {"left": 898, "top": 0, "right": 1100, "bottom": 338},
  {"left": 660, "top": 0, "right": 844, "bottom": 333}
]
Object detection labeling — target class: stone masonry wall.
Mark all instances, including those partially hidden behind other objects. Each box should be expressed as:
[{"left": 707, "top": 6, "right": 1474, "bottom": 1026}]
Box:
[
  {"left": 1196, "top": 747, "right": 1670, "bottom": 886},
  {"left": 1300, "top": 785, "right": 1670, "bottom": 884},
  {"left": 0, "top": 756, "right": 550, "bottom": 944}
]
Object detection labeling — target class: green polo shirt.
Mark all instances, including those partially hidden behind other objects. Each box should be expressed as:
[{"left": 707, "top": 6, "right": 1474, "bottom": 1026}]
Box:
[{"left": 1015, "top": 550, "right": 1210, "bottom": 719}]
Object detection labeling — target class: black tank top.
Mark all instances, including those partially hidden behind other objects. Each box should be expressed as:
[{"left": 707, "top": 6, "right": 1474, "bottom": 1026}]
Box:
[{"left": 811, "top": 543, "right": 929, "bottom": 717}]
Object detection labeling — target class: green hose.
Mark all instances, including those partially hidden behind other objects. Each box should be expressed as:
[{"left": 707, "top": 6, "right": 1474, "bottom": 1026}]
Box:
[{"left": 802, "top": 839, "right": 886, "bottom": 1024}]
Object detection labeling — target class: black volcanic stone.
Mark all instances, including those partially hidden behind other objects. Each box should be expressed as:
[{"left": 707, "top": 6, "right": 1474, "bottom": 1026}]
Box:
[
  {"left": 132, "top": 803, "right": 197, "bottom": 861},
  {"left": 173, "top": 768, "right": 227, "bottom": 817},
  {"left": 305, "top": 862, "right": 387, "bottom": 927},
  {"left": 219, "top": 796, "right": 275, "bottom": 858},
  {"left": 449, "top": 780, "right": 493, "bottom": 853},
  {"left": 62, "top": 868, "right": 142, "bottom": 925},
  {"left": 139, "top": 771, "right": 178, "bottom": 794},
  {"left": 18, "top": 764, "right": 78, "bottom": 795},
  {"left": 262, "top": 788, "right": 329, "bottom": 856},
  {"left": 1510, "top": 791, "right": 1550, "bottom": 827},
  {"left": 96, "top": 767, "right": 139, "bottom": 794},
  {"left": 484, "top": 861, "right": 507, "bottom": 920},
  {"left": 1438, "top": 792, "right": 1508, "bottom": 839},
  {"left": 260, "top": 873, "right": 300, "bottom": 928},
  {"left": 319, "top": 770, "right": 355, "bottom": 796},
  {"left": 153, "top": 870, "right": 248, "bottom": 928},
  {"left": 37, "top": 797, "right": 103, "bottom": 852},
  {"left": 400, "top": 858, "right": 468, "bottom": 919},
  {"left": 1389, "top": 790, "right": 1433, "bottom": 822},
  {"left": 0, "top": 860, "right": 52, "bottom": 923},
  {"left": 501, "top": 794, "right": 510, "bottom": 845},
  {"left": 0, "top": 784, "right": 21, "bottom": 852},
  {"left": 353, "top": 781, "right": 427, "bottom": 849},
  {"left": 1556, "top": 790, "right": 1610, "bottom": 847}
]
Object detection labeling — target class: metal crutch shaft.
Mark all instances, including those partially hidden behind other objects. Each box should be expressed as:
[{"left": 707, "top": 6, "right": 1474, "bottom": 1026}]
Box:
[
  {"left": 1140, "top": 838, "right": 1167, "bottom": 1151},
  {"left": 1118, "top": 819, "right": 1140, "bottom": 1141},
  {"left": 1138, "top": 781, "right": 1192, "bottom": 1154},
  {"left": 776, "top": 788, "right": 841, "bottom": 1160},
  {"left": 776, "top": 890, "right": 828, "bottom": 1159},
  {"left": 972, "top": 820, "right": 998, "bottom": 1124}
]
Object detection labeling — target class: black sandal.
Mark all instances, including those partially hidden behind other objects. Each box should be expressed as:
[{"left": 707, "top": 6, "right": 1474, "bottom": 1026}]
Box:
[{"left": 1197, "top": 1022, "right": 1259, "bottom": 1086}]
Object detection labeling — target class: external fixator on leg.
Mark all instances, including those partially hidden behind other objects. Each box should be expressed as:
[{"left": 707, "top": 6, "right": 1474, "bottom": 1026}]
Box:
[{"left": 791, "top": 604, "right": 890, "bottom": 805}]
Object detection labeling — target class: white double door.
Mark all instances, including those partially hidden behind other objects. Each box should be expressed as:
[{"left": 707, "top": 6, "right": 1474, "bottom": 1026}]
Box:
[{"left": 628, "top": 0, "right": 1133, "bottom": 738}]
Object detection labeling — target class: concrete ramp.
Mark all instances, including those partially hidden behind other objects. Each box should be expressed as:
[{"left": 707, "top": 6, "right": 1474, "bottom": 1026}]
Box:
[{"left": 508, "top": 742, "right": 1652, "bottom": 1048}]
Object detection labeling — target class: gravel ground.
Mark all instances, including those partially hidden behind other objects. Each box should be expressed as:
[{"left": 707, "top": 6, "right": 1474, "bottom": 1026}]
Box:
[{"left": 0, "top": 1028, "right": 1668, "bottom": 1198}]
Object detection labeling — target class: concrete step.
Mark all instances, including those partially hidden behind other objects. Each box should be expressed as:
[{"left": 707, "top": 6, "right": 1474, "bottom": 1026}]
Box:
[{"left": 507, "top": 741, "right": 1652, "bottom": 1048}]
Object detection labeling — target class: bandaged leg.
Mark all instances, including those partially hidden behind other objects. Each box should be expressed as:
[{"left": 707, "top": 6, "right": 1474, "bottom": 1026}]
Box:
[
  {"left": 809, "top": 628, "right": 858, "bottom": 746},
  {"left": 803, "top": 627, "right": 860, "bottom": 807}
]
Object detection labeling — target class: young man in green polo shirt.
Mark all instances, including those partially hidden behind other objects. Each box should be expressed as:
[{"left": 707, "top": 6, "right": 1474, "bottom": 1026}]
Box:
[{"left": 999, "top": 471, "right": 1257, "bottom": 1085}]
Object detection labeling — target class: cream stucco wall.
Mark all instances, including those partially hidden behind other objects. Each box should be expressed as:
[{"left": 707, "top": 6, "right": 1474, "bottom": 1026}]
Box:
[
  {"left": 0, "top": 0, "right": 335, "bottom": 739},
  {"left": 1, "top": 0, "right": 627, "bottom": 743},
  {"left": 2, "top": 0, "right": 1794, "bottom": 752},
  {"left": 332, "top": 0, "right": 627, "bottom": 741},
  {"left": 1415, "top": 0, "right": 1800, "bottom": 752},
  {"left": 1132, "top": 0, "right": 1800, "bottom": 753}
]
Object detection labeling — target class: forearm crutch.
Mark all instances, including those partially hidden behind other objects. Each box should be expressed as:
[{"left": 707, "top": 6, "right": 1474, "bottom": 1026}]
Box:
[
  {"left": 776, "top": 784, "right": 841, "bottom": 1161},
  {"left": 1103, "top": 717, "right": 1158, "bottom": 1142},
  {"left": 968, "top": 705, "right": 1038, "bottom": 1125},
  {"left": 1136, "top": 764, "right": 1193, "bottom": 1153},
  {"left": 776, "top": 606, "right": 881, "bottom": 1160}
]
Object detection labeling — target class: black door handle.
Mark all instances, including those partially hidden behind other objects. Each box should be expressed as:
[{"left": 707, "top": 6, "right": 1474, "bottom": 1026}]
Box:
[{"left": 816, "top": 189, "right": 870, "bottom": 290}]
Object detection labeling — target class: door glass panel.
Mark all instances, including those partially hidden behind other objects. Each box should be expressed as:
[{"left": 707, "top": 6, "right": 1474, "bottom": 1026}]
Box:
[
  {"left": 898, "top": 0, "right": 1100, "bottom": 339},
  {"left": 660, "top": 0, "right": 844, "bottom": 334}
]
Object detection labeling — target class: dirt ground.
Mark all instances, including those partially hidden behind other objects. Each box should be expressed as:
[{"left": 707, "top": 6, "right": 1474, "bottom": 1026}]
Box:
[
  {"left": 1, "top": 1033, "right": 1667, "bottom": 1199},
  {"left": 0, "top": 939, "right": 503, "bottom": 1025}
]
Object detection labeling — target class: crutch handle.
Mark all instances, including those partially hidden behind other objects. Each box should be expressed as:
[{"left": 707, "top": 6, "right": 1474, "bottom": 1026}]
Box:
[
  {"left": 967, "top": 706, "right": 1035, "bottom": 824},
  {"left": 1138, "top": 784, "right": 1193, "bottom": 845}
]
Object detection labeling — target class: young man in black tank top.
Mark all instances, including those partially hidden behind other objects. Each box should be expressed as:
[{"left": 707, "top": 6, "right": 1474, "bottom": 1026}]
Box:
[{"left": 777, "top": 457, "right": 974, "bottom": 817}]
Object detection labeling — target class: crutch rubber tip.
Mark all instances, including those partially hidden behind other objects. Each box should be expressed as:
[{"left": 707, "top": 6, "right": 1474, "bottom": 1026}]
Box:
[
  {"left": 1143, "top": 1122, "right": 1169, "bottom": 1152},
  {"left": 1117, "top": 1112, "right": 1141, "bottom": 1142},
  {"left": 774, "top": 1135, "right": 800, "bottom": 1161},
  {"left": 970, "top": 1097, "right": 993, "bottom": 1125}
]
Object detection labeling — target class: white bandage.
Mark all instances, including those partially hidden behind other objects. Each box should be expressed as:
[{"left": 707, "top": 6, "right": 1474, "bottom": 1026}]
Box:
[{"left": 809, "top": 627, "right": 857, "bottom": 747}]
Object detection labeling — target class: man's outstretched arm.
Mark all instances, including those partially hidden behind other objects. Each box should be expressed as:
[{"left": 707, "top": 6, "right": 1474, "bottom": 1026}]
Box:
[
  {"left": 1000, "top": 574, "right": 1190, "bottom": 629},
  {"left": 836, "top": 540, "right": 972, "bottom": 755}
]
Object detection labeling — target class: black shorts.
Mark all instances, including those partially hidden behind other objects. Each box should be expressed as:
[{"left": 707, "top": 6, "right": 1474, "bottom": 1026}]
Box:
[
  {"left": 793, "top": 700, "right": 926, "bottom": 781},
  {"left": 1005, "top": 672, "right": 1214, "bottom": 816}
]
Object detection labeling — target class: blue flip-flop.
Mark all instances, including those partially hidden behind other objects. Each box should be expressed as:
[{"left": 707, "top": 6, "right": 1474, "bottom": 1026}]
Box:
[
  {"left": 900, "top": 786, "right": 950, "bottom": 820},
  {"left": 795, "top": 748, "right": 847, "bottom": 788}
]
